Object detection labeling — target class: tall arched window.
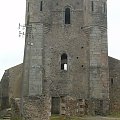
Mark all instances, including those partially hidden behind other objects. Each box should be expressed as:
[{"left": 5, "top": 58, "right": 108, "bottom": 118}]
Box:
[
  {"left": 65, "top": 8, "right": 70, "bottom": 24},
  {"left": 61, "top": 53, "right": 68, "bottom": 71}
]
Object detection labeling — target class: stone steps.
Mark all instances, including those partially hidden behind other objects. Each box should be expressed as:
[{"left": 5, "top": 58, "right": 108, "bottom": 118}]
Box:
[{"left": 2, "top": 108, "right": 11, "bottom": 120}]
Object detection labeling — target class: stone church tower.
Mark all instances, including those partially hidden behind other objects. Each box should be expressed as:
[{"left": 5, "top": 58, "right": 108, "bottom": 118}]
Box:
[{"left": 23, "top": 0, "right": 109, "bottom": 115}]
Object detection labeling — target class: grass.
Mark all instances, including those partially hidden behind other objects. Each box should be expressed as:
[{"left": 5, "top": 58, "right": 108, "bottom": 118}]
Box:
[
  {"left": 50, "top": 115, "right": 83, "bottom": 120},
  {"left": 109, "top": 112, "right": 120, "bottom": 117}
]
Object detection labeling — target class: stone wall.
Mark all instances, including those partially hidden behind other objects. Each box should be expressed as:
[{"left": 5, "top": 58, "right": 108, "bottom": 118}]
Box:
[
  {"left": 8, "top": 63, "right": 23, "bottom": 99},
  {"left": 51, "top": 96, "right": 109, "bottom": 116},
  {"left": 10, "top": 96, "right": 51, "bottom": 120},
  {"left": 10, "top": 98, "right": 21, "bottom": 120},
  {"left": 60, "top": 96, "right": 88, "bottom": 117},
  {"left": 0, "top": 82, "right": 1, "bottom": 107},
  {"left": 23, "top": 96, "right": 51, "bottom": 120},
  {"left": 23, "top": 0, "right": 109, "bottom": 116},
  {"left": 1, "top": 70, "right": 9, "bottom": 109},
  {"left": 109, "top": 57, "right": 120, "bottom": 113},
  {"left": 0, "top": 64, "right": 23, "bottom": 109}
]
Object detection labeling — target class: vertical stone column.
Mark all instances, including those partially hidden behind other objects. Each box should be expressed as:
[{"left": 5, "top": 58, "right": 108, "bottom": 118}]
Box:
[
  {"left": 89, "top": 26, "right": 109, "bottom": 115},
  {"left": 84, "top": 0, "right": 109, "bottom": 115},
  {"left": 28, "top": 23, "right": 43, "bottom": 96},
  {"left": 23, "top": 23, "right": 44, "bottom": 96},
  {"left": 89, "top": 26, "right": 102, "bottom": 99}
]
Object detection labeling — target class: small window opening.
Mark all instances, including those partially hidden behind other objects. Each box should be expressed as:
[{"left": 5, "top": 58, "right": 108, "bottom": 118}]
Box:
[
  {"left": 104, "top": 2, "right": 106, "bottom": 13},
  {"left": 91, "top": 1, "right": 94, "bottom": 11},
  {"left": 100, "top": 100, "right": 103, "bottom": 108},
  {"left": 78, "top": 99, "right": 83, "bottom": 102},
  {"left": 28, "top": 2, "right": 30, "bottom": 12},
  {"left": 40, "top": 1, "right": 43, "bottom": 11},
  {"left": 61, "top": 53, "right": 68, "bottom": 71},
  {"left": 65, "top": 8, "right": 70, "bottom": 24},
  {"left": 111, "top": 78, "right": 113, "bottom": 85},
  {"left": 77, "top": 2, "right": 80, "bottom": 5}
]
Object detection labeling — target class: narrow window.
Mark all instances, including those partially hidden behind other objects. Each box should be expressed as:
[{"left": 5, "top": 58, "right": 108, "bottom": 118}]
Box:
[
  {"left": 100, "top": 100, "right": 103, "bottom": 108},
  {"left": 104, "top": 2, "right": 106, "bottom": 13},
  {"left": 111, "top": 78, "right": 113, "bottom": 85},
  {"left": 40, "top": 1, "right": 43, "bottom": 11},
  {"left": 61, "top": 53, "right": 68, "bottom": 71},
  {"left": 28, "top": 2, "right": 30, "bottom": 12},
  {"left": 65, "top": 8, "right": 70, "bottom": 24},
  {"left": 91, "top": 1, "right": 94, "bottom": 11}
]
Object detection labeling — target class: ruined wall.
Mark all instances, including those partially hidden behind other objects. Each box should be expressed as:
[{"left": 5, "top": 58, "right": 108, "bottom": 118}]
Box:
[
  {"left": 83, "top": 0, "right": 109, "bottom": 115},
  {"left": 23, "top": 0, "right": 109, "bottom": 116},
  {"left": 1, "top": 70, "right": 9, "bottom": 109},
  {"left": 60, "top": 96, "right": 88, "bottom": 117},
  {"left": 43, "top": 0, "right": 89, "bottom": 98},
  {"left": 23, "top": 0, "right": 109, "bottom": 97},
  {"left": 23, "top": 0, "right": 44, "bottom": 96},
  {"left": 109, "top": 57, "right": 120, "bottom": 113},
  {"left": 0, "top": 82, "right": 1, "bottom": 107},
  {"left": 84, "top": 0, "right": 109, "bottom": 99},
  {"left": 0, "top": 64, "right": 23, "bottom": 109},
  {"left": 8, "top": 64, "right": 23, "bottom": 99},
  {"left": 23, "top": 0, "right": 90, "bottom": 103},
  {"left": 23, "top": 96, "right": 51, "bottom": 120}
]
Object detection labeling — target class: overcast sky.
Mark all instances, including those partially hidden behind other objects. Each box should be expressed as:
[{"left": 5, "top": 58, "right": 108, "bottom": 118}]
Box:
[{"left": 0, "top": 0, "right": 120, "bottom": 79}]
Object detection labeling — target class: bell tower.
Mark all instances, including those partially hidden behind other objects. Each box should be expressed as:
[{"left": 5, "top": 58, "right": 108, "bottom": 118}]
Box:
[{"left": 23, "top": 0, "right": 109, "bottom": 115}]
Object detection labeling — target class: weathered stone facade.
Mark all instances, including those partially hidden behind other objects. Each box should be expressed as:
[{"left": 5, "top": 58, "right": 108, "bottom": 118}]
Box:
[
  {"left": 0, "top": 64, "right": 23, "bottom": 109},
  {"left": 1, "top": 70, "right": 9, "bottom": 109},
  {"left": 1, "top": 0, "right": 120, "bottom": 119},
  {"left": 1, "top": 56, "right": 120, "bottom": 117},
  {"left": 109, "top": 57, "right": 120, "bottom": 113},
  {"left": 22, "top": 0, "right": 109, "bottom": 117}
]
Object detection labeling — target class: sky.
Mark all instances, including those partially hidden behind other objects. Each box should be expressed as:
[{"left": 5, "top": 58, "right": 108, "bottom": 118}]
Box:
[{"left": 0, "top": 0, "right": 120, "bottom": 80}]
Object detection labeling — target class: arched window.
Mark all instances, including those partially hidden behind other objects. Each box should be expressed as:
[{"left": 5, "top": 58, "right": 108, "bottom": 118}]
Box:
[
  {"left": 61, "top": 53, "right": 68, "bottom": 71},
  {"left": 65, "top": 8, "right": 70, "bottom": 24}
]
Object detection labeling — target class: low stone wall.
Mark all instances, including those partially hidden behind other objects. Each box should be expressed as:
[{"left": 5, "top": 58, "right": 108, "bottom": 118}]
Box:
[
  {"left": 10, "top": 96, "right": 51, "bottom": 120},
  {"left": 59, "top": 96, "right": 88, "bottom": 117},
  {"left": 10, "top": 98, "right": 21, "bottom": 120},
  {"left": 10, "top": 96, "right": 109, "bottom": 119},
  {"left": 23, "top": 96, "right": 51, "bottom": 120},
  {"left": 52, "top": 96, "right": 109, "bottom": 117}
]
